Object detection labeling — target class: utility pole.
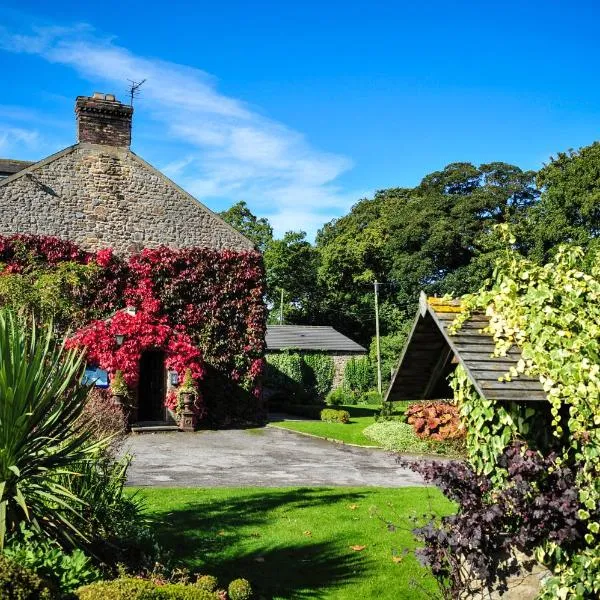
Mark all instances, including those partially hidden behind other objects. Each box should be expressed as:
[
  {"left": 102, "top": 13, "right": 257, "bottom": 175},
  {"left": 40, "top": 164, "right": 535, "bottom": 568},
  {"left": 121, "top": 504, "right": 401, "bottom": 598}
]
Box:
[
  {"left": 374, "top": 280, "right": 382, "bottom": 395},
  {"left": 279, "top": 288, "right": 284, "bottom": 325}
]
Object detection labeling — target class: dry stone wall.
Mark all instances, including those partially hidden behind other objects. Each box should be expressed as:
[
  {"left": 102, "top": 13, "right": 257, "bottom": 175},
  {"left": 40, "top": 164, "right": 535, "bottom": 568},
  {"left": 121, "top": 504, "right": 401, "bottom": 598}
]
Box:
[{"left": 0, "top": 144, "right": 253, "bottom": 255}]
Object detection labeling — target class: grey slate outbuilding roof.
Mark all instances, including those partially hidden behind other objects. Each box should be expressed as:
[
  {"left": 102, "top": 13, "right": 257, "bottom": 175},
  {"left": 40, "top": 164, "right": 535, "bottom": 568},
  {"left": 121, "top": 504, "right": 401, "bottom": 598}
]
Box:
[
  {"left": 266, "top": 325, "right": 367, "bottom": 353},
  {"left": 385, "top": 293, "right": 547, "bottom": 403},
  {"left": 0, "top": 159, "right": 34, "bottom": 178}
]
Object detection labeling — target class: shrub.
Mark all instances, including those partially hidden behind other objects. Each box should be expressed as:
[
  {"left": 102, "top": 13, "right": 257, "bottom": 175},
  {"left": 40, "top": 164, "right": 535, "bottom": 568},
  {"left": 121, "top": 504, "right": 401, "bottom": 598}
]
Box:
[
  {"left": 405, "top": 401, "right": 464, "bottom": 440},
  {"left": 0, "top": 309, "right": 106, "bottom": 550},
  {"left": 363, "top": 421, "right": 430, "bottom": 453},
  {"left": 109, "top": 370, "right": 129, "bottom": 396},
  {"left": 76, "top": 578, "right": 220, "bottom": 599},
  {"left": 343, "top": 357, "right": 372, "bottom": 393},
  {"left": 79, "top": 388, "right": 127, "bottom": 450},
  {"left": 403, "top": 442, "right": 597, "bottom": 598},
  {"left": 320, "top": 408, "right": 350, "bottom": 424},
  {"left": 302, "top": 353, "right": 335, "bottom": 400},
  {"left": 195, "top": 575, "right": 218, "bottom": 592},
  {"left": 361, "top": 390, "right": 383, "bottom": 405},
  {"left": 4, "top": 526, "right": 101, "bottom": 595},
  {"left": 0, "top": 555, "right": 53, "bottom": 599},
  {"left": 228, "top": 578, "right": 253, "bottom": 600},
  {"left": 325, "top": 387, "right": 349, "bottom": 406},
  {"left": 57, "top": 454, "right": 163, "bottom": 573}
]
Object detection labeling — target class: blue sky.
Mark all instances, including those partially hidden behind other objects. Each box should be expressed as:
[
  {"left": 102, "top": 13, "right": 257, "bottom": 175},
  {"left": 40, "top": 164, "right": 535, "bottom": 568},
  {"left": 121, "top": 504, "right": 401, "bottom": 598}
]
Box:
[{"left": 1, "top": 1, "right": 600, "bottom": 238}]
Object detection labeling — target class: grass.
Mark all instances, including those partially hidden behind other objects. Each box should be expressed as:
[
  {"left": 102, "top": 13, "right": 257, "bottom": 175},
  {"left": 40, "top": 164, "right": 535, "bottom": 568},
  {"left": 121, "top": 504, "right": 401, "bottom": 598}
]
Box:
[
  {"left": 270, "top": 405, "right": 387, "bottom": 447},
  {"left": 135, "top": 486, "right": 453, "bottom": 600}
]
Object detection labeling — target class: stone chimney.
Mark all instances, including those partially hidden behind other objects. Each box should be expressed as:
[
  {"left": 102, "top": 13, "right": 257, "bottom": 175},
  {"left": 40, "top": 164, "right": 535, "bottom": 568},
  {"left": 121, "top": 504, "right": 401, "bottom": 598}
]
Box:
[{"left": 75, "top": 92, "right": 133, "bottom": 147}]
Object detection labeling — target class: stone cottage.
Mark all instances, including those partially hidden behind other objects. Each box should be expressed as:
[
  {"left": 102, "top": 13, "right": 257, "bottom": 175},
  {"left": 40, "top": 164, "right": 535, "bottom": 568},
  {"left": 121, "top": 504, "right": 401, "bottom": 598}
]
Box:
[
  {"left": 0, "top": 92, "right": 253, "bottom": 255},
  {"left": 265, "top": 325, "right": 367, "bottom": 388},
  {"left": 0, "top": 92, "right": 262, "bottom": 429}
]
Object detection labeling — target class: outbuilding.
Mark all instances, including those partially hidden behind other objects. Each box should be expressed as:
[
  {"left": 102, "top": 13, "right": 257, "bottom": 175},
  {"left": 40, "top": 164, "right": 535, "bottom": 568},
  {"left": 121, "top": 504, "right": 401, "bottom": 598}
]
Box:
[{"left": 385, "top": 293, "right": 547, "bottom": 403}]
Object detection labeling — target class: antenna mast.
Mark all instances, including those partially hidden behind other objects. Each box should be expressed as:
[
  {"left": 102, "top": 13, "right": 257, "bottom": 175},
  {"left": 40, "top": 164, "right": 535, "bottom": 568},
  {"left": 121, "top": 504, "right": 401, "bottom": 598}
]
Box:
[{"left": 127, "top": 79, "right": 147, "bottom": 106}]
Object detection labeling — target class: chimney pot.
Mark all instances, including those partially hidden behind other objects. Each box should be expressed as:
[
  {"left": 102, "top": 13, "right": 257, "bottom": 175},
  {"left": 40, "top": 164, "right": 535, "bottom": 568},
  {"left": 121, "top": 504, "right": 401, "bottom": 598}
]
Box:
[{"left": 75, "top": 93, "right": 133, "bottom": 147}]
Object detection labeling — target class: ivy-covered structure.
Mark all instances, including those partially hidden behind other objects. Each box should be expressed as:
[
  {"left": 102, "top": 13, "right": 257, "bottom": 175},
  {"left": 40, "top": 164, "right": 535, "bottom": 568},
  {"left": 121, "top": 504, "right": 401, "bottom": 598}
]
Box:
[
  {"left": 0, "top": 92, "right": 267, "bottom": 428},
  {"left": 385, "top": 292, "right": 546, "bottom": 403}
]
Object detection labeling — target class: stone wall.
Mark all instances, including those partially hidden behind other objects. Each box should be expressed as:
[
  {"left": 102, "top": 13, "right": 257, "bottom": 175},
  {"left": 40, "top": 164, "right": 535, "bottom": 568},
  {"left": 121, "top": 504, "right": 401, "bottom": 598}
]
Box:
[
  {"left": 0, "top": 144, "right": 254, "bottom": 255},
  {"left": 331, "top": 352, "right": 364, "bottom": 388}
]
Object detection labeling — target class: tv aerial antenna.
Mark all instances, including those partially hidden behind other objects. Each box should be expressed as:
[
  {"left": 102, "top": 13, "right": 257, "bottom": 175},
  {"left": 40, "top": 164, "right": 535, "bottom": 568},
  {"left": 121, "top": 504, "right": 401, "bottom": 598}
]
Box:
[{"left": 127, "top": 79, "right": 147, "bottom": 106}]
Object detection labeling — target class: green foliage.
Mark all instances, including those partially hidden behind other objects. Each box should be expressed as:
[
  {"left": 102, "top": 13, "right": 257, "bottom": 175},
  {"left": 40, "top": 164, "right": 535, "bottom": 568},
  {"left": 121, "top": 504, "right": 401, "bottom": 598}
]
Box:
[
  {"left": 264, "top": 351, "right": 305, "bottom": 399},
  {"left": 363, "top": 421, "right": 430, "bottom": 453},
  {"left": 227, "top": 578, "right": 253, "bottom": 600},
  {"left": 325, "top": 387, "right": 346, "bottom": 406},
  {"left": 0, "top": 261, "right": 98, "bottom": 329},
  {"left": 343, "top": 357, "right": 372, "bottom": 393},
  {"left": 361, "top": 390, "right": 383, "bottom": 405},
  {"left": 194, "top": 575, "right": 218, "bottom": 592},
  {"left": 178, "top": 369, "right": 197, "bottom": 396},
  {"left": 4, "top": 526, "right": 101, "bottom": 595},
  {"left": 219, "top": 201, "right": 273, "bottom": 252},
  {"left": 57, "top": 454, "right": 162, "bottom": 572},
  {"left": 0, "top": 554, "right": 54, "bottom": 599},
  {"left": 529, "top": 142, "right": 600, "bottom": 261},
  {"left": 0, "top": 309, "right": 103, "bottom": 550},
  {"left": 263, "top": 231, "right": 320, "bottom": 323},
  {"left": 369, "top": 330, "right": 410, "bottom": 388},
  {"left": 77, "top": 578, "right": 219, "bottom": 599},
  {"left": 109, "top": 370, "right": 129, "bottom": 397},
  {"left": 316, "top": 162, "right": 538, "bottom": 343},
  {"left": 301, "top": 353, "right": 334, "bottom": 400},
  {"left": 320, "top": 409, "right": 350, "bottom": 424},
  {"left": 450, "top": 230, "right": 600, "bottom": 596}
]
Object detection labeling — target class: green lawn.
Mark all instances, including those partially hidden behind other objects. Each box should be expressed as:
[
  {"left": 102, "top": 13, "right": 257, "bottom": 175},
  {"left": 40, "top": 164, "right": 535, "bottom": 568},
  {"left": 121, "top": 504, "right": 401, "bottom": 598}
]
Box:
[
  {"left": 135, "top": 486, "right": 452, "bottom": 600},
  {"left": 269, "top": 405, "right": 385, "bottom": 447}
]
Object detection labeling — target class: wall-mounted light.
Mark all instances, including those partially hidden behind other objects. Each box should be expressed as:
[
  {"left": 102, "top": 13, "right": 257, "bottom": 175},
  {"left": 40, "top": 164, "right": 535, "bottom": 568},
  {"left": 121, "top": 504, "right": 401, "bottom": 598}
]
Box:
[
  {"left": 169, "top": 371, "right": 179, "bottom": 386},
  {"left": 115, "top": 333, "right": 125, "bottom": 346}
]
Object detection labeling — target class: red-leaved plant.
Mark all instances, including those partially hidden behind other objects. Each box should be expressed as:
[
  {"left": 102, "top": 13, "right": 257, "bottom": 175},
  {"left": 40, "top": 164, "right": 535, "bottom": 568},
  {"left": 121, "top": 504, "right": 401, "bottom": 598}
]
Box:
[{"left": 405, "top": 401, "right": 464, "bottom": 440}]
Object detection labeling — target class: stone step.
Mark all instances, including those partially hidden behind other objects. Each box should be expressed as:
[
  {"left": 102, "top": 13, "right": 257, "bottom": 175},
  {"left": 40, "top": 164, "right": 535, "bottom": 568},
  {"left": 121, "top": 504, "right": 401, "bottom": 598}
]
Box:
[{"left": 131, "top": 422, "right": 180, "bottom": 433}]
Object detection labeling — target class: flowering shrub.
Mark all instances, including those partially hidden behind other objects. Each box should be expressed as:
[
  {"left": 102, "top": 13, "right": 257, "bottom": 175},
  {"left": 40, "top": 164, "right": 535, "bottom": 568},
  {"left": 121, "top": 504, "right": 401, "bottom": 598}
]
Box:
[
  {"left": 0, "top": 235, "right": 266, "bottom": 425},
  {"left": 405, "top": 401, "right": 464, "bottom": 440}
]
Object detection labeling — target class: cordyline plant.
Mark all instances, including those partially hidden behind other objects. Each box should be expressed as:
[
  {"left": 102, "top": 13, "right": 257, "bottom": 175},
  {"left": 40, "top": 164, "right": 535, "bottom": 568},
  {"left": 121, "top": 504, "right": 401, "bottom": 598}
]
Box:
[{"left": 0, "top": 309, "right": 105, "bottom": 550}]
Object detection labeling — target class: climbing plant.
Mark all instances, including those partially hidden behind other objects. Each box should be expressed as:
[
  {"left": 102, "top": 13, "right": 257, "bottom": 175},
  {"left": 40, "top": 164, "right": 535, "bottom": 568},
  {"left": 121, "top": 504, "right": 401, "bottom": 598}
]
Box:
[{"left": 446, "top": 225, "right": 600, "bottom": 597}]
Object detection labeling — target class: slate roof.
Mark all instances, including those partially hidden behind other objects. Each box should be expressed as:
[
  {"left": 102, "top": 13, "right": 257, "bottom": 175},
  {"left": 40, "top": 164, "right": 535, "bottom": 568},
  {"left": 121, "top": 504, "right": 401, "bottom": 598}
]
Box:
[
  {"left": 0, "top": 159, "right": 34, "bottom": 178},
  {"left": 385, "top": 293, "right": 547, "bottom": 403},
  {"left": 266, "top": 325, "right": 367, "bottom": 353}
]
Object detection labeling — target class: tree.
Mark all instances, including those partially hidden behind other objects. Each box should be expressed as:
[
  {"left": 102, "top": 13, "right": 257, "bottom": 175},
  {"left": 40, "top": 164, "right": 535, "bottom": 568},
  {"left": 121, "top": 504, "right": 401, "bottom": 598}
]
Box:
[
  {"left": 316, "top": 162, "right": 539, "bottom": 344},
  {"left": 219, "top": 201, "right": 273, "bottom": 251},
  {"left": 263, "top": 231, "right": 321, "bottom": 323},
  {"left": 528, "top": 142, "right": 600, "bottom": 261}
]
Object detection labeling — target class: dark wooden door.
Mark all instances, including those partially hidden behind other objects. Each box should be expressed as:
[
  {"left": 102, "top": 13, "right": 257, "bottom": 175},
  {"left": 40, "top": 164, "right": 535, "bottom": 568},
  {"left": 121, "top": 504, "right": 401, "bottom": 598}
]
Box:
[{"left": 138, "top": 351, "right": 166, "bottom": 422}]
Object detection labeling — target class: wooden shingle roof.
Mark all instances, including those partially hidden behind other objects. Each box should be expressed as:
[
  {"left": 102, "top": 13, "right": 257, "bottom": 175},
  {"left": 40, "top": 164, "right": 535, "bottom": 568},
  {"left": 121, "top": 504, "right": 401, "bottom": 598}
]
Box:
[{"left": 385, "top": 293, "right": 547, "bottom": 403}]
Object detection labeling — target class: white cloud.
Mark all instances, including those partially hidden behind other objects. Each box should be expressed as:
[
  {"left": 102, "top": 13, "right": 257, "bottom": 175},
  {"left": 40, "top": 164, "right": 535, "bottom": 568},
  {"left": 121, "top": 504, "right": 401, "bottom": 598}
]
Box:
[
  {"left": 0, "top": 23, "right": 358, "bottom": 238},
  {"left": 0, "top": 126, "right": 40, "bottom": 154}
]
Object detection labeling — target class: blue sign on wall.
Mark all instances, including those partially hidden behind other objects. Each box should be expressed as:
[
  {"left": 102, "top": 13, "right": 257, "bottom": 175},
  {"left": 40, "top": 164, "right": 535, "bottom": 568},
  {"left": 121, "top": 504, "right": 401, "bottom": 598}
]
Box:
[{"left": 83, "top": 366, "right": 109, "bottom": 388}]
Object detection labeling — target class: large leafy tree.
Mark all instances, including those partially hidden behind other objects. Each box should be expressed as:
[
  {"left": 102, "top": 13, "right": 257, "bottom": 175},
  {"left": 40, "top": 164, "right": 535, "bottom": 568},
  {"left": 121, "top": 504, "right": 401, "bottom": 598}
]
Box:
[
  {"left": 528, "top": 142, "right": 600, "bottom": 261},
  {"left": 219, "top": 201, "right": 273, "bottom": 251},
  {"left": 263, "top": 231, "right": 321, "bottom": 323},
  {"left": 316, "top": 162, "right": 539, "bottom": 343}
]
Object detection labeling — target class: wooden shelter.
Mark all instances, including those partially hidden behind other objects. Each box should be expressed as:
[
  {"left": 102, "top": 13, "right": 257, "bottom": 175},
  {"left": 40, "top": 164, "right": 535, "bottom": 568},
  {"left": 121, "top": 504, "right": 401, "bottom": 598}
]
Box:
[{"left": 385, "top": 292, "right": 546, "bottom": 403}]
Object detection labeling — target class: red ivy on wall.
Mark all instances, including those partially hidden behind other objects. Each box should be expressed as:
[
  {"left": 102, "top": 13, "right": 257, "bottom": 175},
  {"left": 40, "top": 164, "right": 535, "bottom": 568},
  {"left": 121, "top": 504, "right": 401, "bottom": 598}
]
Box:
[{"left": 0, "top": 235, "right": 267, "bottom": 420}]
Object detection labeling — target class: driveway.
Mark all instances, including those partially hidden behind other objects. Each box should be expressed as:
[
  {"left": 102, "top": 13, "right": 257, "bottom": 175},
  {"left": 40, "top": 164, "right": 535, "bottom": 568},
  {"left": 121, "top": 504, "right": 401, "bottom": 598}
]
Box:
[{"left": 125, "top": 426, "right": 425, "bottom": 487}]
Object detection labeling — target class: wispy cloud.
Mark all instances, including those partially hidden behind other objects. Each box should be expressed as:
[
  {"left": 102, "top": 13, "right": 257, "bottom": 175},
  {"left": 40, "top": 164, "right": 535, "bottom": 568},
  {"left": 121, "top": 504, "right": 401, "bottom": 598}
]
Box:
[{"left": 0, "top": 23, "right": 359, "bottom": 238}]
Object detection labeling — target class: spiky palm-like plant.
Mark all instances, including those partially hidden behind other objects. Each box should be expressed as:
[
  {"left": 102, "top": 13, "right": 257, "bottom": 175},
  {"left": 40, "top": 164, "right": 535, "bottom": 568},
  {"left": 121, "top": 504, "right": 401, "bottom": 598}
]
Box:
[{"left": 0, "top": 309, "right": 102, "bottom": 550}]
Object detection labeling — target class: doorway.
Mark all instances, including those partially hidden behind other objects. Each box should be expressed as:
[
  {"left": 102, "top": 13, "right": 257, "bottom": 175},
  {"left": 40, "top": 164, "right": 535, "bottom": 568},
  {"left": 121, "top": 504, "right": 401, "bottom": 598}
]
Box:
[{"left": 138, "top": 350, "right": 166, "bottom": 422}]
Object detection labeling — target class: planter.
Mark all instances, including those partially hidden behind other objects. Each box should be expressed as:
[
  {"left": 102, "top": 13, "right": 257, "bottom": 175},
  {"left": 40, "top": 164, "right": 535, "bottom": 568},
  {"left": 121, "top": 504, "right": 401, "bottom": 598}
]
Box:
[{"left": 179, "top": 391, "right": 197, "bottom": 432}]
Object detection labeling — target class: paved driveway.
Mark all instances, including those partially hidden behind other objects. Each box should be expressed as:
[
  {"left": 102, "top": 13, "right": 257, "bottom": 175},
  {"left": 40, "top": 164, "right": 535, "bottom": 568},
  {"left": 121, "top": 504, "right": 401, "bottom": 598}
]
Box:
[{"left": 125, "top": 426, "right": 425, "bottom": 487}]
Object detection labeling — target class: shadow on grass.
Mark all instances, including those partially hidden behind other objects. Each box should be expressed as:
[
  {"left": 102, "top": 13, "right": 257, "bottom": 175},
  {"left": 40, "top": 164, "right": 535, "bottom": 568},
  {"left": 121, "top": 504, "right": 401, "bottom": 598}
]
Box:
[{"left": 147, "top": 488, "right": 370, "bottom": 599}]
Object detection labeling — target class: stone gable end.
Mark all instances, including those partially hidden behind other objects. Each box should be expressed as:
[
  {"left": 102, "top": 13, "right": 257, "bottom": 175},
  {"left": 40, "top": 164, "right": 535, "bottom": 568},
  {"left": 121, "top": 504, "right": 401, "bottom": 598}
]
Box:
[{"left": 0, "top": 144, "right": 253, "bottom": 255}]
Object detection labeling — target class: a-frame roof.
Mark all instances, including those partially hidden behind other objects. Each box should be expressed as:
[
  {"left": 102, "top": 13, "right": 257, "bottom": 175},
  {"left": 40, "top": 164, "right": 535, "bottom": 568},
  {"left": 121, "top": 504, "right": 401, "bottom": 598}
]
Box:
[{"left": 385, "top": 292, "right": 547, "bottom": 403}]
